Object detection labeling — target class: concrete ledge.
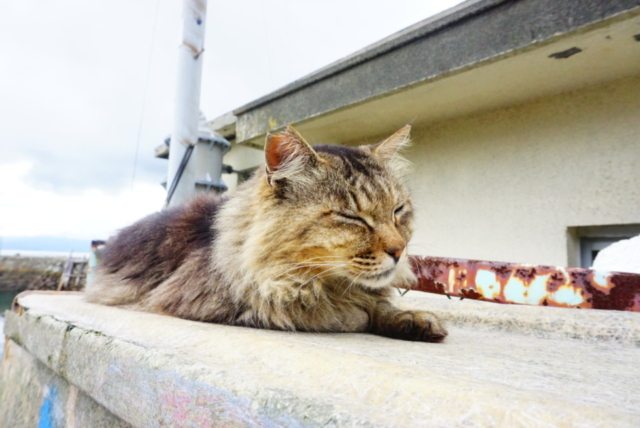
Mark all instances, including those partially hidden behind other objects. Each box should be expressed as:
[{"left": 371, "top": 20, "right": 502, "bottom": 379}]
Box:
[
  {"left": 400, "top": 291, "right": 640, "bottom": 346},
  {"left": 2, "top": 292, "right": 640, "bottom": 427}
]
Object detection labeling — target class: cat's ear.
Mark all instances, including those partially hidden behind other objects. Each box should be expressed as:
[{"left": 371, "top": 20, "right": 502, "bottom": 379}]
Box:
[
  {"left": 264, "top": 126, "right": 320, "bottom": 185},
  {"left": 370, "top": 124, "right": 411, "bottom": 160}
]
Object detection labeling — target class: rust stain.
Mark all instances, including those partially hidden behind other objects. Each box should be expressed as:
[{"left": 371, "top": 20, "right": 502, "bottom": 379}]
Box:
[
  {"left": 182, "top": 41, "right": 204, "bottom": 59},
  {"left": 3, "top": 336, "right": 12, "bottom": 361},
  {"left": 267, "top": 117, "right": 279, "bottom": 131},
  {"left": 406, "top": 255, "right": 640, "bottom": 312}
]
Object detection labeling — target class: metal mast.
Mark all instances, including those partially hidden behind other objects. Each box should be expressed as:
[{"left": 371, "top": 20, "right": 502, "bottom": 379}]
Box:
[{"left": 165, "top": 0, "right": 207, "bottom": 207}]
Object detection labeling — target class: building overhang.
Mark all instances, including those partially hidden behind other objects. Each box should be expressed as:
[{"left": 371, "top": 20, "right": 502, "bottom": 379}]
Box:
[{"left": 209, "top": 0, "right": 640, "bottom": 147}]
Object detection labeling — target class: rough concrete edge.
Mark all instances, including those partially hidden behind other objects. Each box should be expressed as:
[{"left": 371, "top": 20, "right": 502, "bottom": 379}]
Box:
[
  {"left": 9, "top": 289, "right": 640, "bottom": 348},
  {"left": 208, "top": 111, "right": 237, "bottom": 140},
  {"left": 2, "top": 310, "right": 367, "bottom": 428}
]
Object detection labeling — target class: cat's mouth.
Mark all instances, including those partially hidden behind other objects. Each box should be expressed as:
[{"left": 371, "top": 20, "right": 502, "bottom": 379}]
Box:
[
  {"left": 361, "top": 268, "right": 394, "bottom": 280},
  {"left": 352, "top": 267, "right": 397, "bottom": 290}
]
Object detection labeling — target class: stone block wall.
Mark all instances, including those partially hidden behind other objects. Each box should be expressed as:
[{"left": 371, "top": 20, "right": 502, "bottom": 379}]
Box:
[{"left": 0, "top": 256, "right": 85, "bottom": 292}]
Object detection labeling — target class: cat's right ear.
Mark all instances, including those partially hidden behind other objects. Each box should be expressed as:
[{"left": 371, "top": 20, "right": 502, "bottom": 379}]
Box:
[
  {"left": 370, "top": 124, "right": 411, "bottom": 160},
  {"left": 264, "top": 126, "right": 320, "bottom": 185}
]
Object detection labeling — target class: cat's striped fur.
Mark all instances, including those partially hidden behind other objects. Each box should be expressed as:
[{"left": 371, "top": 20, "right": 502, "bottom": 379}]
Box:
[{"left": 85, "top": 125, "right": 447, "bottom": 342}]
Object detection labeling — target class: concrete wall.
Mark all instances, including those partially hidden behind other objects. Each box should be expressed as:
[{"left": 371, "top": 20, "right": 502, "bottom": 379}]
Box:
[
  {"left": 0, "top": 256, "right": 85, "bottom": 292},
  {"left": 2, "top": 292, "right": 640, "bottom": 427},
  {"left": 221, "top": 144, "right": 263, "bottom": 193},
  {"left": 0, "top": 339, "right": 130, "bottom": 427},
  {"left": 402, "top": 74, "right": 640, "bottom": 267}
]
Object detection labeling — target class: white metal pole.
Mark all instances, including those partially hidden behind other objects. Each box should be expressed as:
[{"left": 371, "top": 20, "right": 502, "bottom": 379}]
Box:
[{"left": 166, "top": 0, "right": 207, "bottom": 207}]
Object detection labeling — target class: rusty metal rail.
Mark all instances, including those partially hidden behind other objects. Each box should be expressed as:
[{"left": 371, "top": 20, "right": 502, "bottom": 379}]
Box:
[{"left": 407, "top": 255, "right": 640, "bottom": 312}]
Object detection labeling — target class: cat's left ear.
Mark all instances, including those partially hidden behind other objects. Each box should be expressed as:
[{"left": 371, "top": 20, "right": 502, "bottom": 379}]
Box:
[
  {"left": 264, "top": 126, "right": 320, "bottom": 185},
  {"left": 369, "top": 124, "right": 411, "bottom": 160}
]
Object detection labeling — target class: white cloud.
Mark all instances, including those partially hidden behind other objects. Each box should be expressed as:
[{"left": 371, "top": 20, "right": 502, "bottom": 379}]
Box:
[
  {"left": 0, "top": 161, "right": 165, "bottom": 239},
  {"left": 0, "top": 0, "right": 464, "bottom": 245}
]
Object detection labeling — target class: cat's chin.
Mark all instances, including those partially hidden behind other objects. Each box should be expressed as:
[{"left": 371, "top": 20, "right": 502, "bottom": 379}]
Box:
[
  {"left": 353, "top": 270, "right": 398, "bottom": 290},
  {"left": 352, "top": 259, "right": 418, "bottom": 290}
]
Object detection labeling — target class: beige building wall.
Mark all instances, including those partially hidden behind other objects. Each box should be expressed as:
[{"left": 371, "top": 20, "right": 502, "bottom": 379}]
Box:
[
  {"left": 221, "top": 144, "right": 263, "bottom": 193},
  {"left": 405, "top": 75, "right": 640, "bottom": 267},
  {"left": 222, "top": 75, "right": 639, "bottom": 267}
]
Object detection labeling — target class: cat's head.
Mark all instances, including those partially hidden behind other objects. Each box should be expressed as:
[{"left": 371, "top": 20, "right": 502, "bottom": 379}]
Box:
[{"left": 261, "top": 125, "right": 416, "bottom": 290}]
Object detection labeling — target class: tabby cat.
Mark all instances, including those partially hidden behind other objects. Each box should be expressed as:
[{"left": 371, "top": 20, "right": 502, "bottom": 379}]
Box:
[{"left": 85, "top": 125, "right": 447, "bottom": 342}]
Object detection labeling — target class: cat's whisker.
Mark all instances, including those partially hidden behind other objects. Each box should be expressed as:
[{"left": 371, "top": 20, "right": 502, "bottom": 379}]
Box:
[
  {"left": 246, "top": 263, "right": 345, "bottom": 300},
  {"left": 271, "top": 262, "right": 344, "bottom": 279},
  {"left": 407, "top": 244, "right": 434, "bottom": 255},
  {"left": 265, "top": 260, "right": 340, "bottom": 274},
  {"left": 266, "top": 257, "right": 346, "bottom": 274},
  {"left": 296, "top": 264, "right": 348, "bottom": 289},
  {"left": 340, "top": 270, "right": 367, "bottom": 298},
  {"left": 291, "top": 264, "right": 348, "bottom": 285}
]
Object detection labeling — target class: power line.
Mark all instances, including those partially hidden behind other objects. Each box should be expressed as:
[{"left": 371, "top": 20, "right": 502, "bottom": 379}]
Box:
[{"left": 131, "top": 0, "right": 162, "bottom": 189}]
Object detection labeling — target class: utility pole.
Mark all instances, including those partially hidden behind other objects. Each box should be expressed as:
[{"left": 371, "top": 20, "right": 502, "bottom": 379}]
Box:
[{"left": 165, "top": 0, "right": 208, "bottom": 207}]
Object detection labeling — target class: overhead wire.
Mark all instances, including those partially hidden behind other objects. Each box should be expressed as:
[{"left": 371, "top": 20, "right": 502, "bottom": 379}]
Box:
[{"left": 131, "top": 0, "right": 162, "bottom": 189}]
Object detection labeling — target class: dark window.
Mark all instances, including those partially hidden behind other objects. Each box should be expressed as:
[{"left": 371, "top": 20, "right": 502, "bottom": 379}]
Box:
[
  {"left": 571, "top": 224, "right": 640, "bottom": 268},
  {"left": 579, "top": 237, "right": 624, "bottom": 269}
]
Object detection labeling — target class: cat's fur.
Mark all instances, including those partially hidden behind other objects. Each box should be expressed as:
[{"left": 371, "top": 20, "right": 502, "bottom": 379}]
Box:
[{"left": 85, "top": 125, "right": 447, "bottom": 342}]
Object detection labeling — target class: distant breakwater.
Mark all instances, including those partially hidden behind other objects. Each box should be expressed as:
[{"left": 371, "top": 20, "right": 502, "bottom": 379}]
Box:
[{"left": 0, "top": 256, "right": 86, "bottom": 292}]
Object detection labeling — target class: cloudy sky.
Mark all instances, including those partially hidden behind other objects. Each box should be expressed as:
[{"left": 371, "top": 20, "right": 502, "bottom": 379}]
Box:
[{"left": 0, "top": 0, "right": 463, "bottom": 251}]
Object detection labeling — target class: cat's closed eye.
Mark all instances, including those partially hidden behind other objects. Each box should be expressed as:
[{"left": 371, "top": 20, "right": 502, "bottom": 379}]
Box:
[
  {"left": 335, "top": 212, "right": 372, "bottom": 230},
  {"left": 394, "top": 204, "right": 411, "bottom": 223}
]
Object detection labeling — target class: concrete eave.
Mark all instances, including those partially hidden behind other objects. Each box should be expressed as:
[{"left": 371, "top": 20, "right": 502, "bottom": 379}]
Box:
[
  {"left": 213, "top": 0, "right": 640, "bottom": 147},
  {"left": 207, "top": 111, "right": 237, "bottom": 142},
  {"left": 154, "top": 141, "right": 170, "bottom": 159}
]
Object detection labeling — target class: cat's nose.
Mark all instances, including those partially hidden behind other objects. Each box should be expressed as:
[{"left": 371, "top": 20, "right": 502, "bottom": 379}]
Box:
[{"left": 386, "top": 246, "right": 404, "bottom": 264}]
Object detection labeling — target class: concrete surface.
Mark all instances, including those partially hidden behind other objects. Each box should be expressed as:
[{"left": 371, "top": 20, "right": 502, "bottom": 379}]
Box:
[{"left": 1, "top": 291, "right": 639, "bottom": 427}]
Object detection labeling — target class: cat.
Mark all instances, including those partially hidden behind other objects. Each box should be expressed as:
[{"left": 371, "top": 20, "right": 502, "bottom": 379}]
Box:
[{"left": 85, "top": 125, "right": 447, "bottom": 342}]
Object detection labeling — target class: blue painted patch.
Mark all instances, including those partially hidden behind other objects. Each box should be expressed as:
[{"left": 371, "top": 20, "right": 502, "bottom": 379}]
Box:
[{"left": 38, "top": 386, "right": 56, "bottom": 428}]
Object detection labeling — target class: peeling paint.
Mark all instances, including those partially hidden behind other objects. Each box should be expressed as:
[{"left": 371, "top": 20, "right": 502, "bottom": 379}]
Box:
[
  {"left": 553, "top": 285, "right": 585, "bottom": 306},
  {"left": 408, "top": 256, "right": 640, "bottom": 312},
  {"left": 476, "top": 269, "right": 500, "bottom": 300}
]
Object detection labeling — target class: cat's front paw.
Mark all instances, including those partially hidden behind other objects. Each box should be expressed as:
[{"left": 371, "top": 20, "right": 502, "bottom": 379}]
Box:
[{"left": 386, "top": 310, "right": 448, "bottom": 343}]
